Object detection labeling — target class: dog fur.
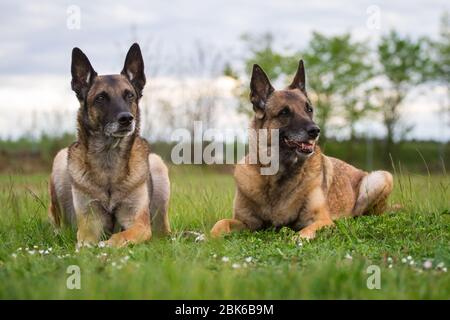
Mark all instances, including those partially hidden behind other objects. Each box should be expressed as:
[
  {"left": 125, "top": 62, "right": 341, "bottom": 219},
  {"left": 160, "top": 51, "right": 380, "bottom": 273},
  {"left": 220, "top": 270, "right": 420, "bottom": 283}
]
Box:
[
  {"left": 48, "top": 43, "right": 170, "bottom": 247},
  {"left": 211, "top": 61, "right": 393, "bottom": 240}
]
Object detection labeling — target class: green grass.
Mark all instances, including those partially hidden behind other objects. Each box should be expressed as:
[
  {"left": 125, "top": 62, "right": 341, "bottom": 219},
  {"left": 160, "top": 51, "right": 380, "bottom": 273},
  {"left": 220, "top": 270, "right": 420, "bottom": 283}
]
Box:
[{"left": 0, "top": 166, "right": 449, "bottom": 299}]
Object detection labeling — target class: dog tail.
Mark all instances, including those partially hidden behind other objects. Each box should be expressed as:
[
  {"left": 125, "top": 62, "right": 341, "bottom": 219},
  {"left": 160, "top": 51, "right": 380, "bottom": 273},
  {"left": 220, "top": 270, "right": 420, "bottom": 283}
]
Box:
[{"left": 148, "top": 153, "right": 171, "bottom": 235}]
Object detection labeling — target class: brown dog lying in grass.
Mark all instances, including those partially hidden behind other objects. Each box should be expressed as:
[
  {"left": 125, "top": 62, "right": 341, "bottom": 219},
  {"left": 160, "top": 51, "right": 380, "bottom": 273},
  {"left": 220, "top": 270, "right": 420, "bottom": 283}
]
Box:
[
  {"left": 49, "top": 43, "right": 170, "bottom": 247},
  {"left": 211, "top": 60, "right": 393, "bottom": 240}
]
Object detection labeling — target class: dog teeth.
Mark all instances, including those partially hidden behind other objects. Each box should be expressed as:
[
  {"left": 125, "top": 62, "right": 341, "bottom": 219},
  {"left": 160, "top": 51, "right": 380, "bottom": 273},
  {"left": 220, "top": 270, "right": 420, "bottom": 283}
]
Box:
[
  {"left": 285, "top": 139, "right": 314, "bottom": 153},
  {"left": 300, "top": 142, "right": 313, "bottom": 152}
]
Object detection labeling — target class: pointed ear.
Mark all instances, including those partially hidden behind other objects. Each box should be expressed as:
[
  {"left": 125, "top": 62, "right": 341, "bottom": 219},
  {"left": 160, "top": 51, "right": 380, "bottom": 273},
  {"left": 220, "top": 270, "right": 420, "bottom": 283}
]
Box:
[
  {"left": 71, "top": 47, "right": 97, "bottom": 100},
  {"left": 250, "top": 64, "right": 274, "bottom": 119},
  {"left": 121, "top": 43, "right": 146, "bottom": 97},
  {"left": 288, "top": 60, "right": 306, "bottom": 93}
]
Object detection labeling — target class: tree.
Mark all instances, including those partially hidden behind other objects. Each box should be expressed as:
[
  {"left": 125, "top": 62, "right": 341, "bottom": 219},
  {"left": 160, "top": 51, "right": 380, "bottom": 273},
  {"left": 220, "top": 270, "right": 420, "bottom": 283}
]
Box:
[
  {"left": 431, "top": 12, "right": 450, "bottom": 90},
  {"left": 301, "top": 32, "right": 374, "bottom": 143},
  {"left": 226, "top": 33, "right": 296, "bottom": 116},
  {"left": 427, "top": 12, "right": 450, "bottom": 164},
  {"left": 431, "top": 12, "right": 450, "bottom": 125},
  {"left": 374, "top": 30, "right": 428, "bottom": 158}
]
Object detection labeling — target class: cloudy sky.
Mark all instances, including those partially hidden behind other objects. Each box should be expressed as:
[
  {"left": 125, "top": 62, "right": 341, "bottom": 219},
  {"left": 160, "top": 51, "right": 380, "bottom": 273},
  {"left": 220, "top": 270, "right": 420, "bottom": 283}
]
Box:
[{"left": 0, "top": 0, "right": 449, "bottom": 140}]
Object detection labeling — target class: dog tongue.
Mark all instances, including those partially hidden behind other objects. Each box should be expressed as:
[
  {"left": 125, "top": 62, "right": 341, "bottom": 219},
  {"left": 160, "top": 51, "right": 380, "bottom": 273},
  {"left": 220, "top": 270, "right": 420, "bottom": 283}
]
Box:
[
  {"left": 284, "top": 138, "right": 314, "bottom": 153},
  {"left": 292, "top": 141, "right": 313, "bottom": 153},
  {"left": 301, "top": 142, "right": 314, "bottom": 152}
]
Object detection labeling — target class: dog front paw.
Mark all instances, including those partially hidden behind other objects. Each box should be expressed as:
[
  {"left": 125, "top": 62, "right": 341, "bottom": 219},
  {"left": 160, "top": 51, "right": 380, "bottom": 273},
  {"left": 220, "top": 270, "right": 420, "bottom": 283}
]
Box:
[
  {"left": 105, "top": 234, "right": 129, "bottom": 248},
  {"left": 210, "top": 220, "right": 231, "bottom": 238},
  {"left": 297, "top": 227, "right": 316, "bottom": 240},
  {"left": 76, "top": 240, "right": 95, "bottom": 250}
]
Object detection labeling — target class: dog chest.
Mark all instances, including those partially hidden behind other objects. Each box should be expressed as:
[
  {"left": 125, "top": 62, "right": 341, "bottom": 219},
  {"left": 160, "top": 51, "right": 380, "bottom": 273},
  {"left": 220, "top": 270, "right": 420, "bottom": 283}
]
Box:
[
  {"left": 257, "top": 195, "right": 307, "bottom": 227},
  {"left": 235, "top": 169, "right": 313, "bottom": 228}
]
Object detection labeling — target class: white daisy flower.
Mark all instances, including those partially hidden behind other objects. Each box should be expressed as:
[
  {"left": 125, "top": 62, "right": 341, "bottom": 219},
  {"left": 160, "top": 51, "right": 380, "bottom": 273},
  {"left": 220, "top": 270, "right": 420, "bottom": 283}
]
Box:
[
  {"left": 387, "top": 257, "right": 393, "bottom": 263},
  {"left": 98, "top": 241, "right": 106, "bottom": 248},
  {"left": 423, "top": 260, "right": 432, "bottom": 270},
  {"left": 11, "top": 253, "right": 17, "bottom": 258},
  {"left": 195, "top": 234, "right": 206, "bottom": 242},
  {"left": 345, "top": 253, "right": 353, "bottom": 260},
  {"left": 245, "top": 257, "right": 253, "bottom": 263},
  {"left": 407, "top": 256, "right": 412, "bottom": 261},
  {"left": 401, "top": 258, "right": 407, "bottom": 263},
  {"left": 222, "top": 256, "right": 230, "bottom": 263},
  {"left": 232, "top": 263, "right": 241, "bottom": 269},
  {"left": 436, "top": 262, "right": 445, "bottom": 269}
]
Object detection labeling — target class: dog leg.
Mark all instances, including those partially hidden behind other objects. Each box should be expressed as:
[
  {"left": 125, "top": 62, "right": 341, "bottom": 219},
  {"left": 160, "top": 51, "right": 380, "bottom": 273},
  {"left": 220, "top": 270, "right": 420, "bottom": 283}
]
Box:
[
  {"left": 210, "top": 219, "right": 248, "bottom": 238},
  {"left": 353, "top": 171, "right": 393, "bottom": 216},
  {"left": 76, "top": 213, "right": 107, "bottom": 247},
  {"left": 72, "top": 188, "right": 108, "bottom": 247},
  {"left": 297, "top": 219, "right": 334, "bottom": 240},
  {"left": 106, "top": 209, "right": 152, "bottom": 247},
  {"left": 296, "top": 187, "right": 334, "bottom": 240}
]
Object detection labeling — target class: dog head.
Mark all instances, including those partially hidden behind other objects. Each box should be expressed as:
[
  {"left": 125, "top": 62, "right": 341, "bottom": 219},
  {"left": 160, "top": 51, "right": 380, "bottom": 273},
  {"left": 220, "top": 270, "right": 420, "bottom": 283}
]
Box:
[
  {"left": 71, "top": 43, "right": 146, "bottom": 138},
  {"left": 250, "top": 60, "right": 320, "bottom": 162}
]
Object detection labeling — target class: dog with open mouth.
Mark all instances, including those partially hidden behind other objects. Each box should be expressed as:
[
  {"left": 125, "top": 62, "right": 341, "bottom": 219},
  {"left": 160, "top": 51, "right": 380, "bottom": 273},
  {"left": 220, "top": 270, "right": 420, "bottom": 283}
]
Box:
[{"left": 211, "top": 60, "right": 394, "bottom": 240}]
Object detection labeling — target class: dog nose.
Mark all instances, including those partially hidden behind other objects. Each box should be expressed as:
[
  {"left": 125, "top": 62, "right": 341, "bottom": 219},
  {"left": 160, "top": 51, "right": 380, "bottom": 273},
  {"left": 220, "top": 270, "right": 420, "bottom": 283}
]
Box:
[
  {"left": 117, "top": 112, "right": 134, "bottom": 126},
  {"left": 307, "top": 124, "right": 320, "bottom": 139}
]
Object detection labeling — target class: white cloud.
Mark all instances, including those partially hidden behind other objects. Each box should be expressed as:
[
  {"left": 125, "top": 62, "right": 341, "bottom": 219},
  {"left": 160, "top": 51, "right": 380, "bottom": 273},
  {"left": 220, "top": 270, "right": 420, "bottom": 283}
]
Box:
[{"left": 0, "top": 0, "right": 449, "bottom": 140}]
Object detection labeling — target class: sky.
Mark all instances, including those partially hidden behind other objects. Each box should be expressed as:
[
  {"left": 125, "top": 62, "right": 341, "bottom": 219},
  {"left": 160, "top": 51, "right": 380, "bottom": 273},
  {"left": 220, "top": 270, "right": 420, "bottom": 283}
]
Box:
[{"left": 0, "top": 0, "right": 449, "bottom": 141}]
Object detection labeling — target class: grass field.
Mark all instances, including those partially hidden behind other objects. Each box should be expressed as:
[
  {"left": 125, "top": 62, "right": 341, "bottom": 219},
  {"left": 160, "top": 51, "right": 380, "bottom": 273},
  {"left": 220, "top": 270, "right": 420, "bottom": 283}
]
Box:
[{"left": 0, "top": 166, "right": 449, "bottom": 299}]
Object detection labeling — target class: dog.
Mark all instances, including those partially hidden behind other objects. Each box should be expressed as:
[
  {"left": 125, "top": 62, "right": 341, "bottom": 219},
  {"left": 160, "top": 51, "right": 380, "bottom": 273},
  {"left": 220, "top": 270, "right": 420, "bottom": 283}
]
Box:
[
  {"left": 210, "top": 60, "right": 393, "bottom": 240},
  {"left": 49, "top": 43, "right": 170, "bottom": 247}
]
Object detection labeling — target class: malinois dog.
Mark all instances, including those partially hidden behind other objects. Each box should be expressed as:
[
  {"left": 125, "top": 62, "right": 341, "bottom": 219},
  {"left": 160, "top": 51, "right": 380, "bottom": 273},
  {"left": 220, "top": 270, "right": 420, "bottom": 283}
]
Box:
[
  {"left": 49, "top": 43, "right": 170, "bottom": 247},
  {"left": 211, "top": 60, "right": 393, "bottom": 240}
]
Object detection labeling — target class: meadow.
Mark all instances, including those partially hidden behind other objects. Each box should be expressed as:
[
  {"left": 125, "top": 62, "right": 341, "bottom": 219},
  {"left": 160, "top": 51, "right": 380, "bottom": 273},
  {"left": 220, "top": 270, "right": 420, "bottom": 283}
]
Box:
[{"left": 0, "top": 165, "right": 449, "bottom": 299}]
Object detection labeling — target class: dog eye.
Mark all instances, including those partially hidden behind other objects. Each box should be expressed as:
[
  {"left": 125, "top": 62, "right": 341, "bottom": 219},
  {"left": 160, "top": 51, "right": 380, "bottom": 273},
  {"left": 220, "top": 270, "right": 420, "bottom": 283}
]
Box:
[
  {"left": 95, "top": 94, "right": 106, "bottom": 104},
  {"left": 125, "top": 91, "right": 135, "bottom": 101},
  {"left": 306, "top": 104, "right": 313, "bottom": 113},
  {"left": 278, "top": 107, "right": 291, "bottom": 117}
]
